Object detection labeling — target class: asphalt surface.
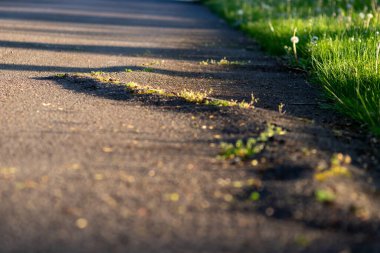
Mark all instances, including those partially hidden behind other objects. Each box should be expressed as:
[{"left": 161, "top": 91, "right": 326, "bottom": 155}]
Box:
[{"left": 0, "top": 0, "right": 379, "bottom": 252}]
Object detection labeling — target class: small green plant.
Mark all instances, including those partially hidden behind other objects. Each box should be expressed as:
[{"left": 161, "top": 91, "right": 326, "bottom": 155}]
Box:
[
  {"left": 314, "top": 153, "right": 352, "bottom": 181},
  {"left": 142, "top": 67, "right": 153, "bottom": 72},
  {"left": 249, "top": 191, "right": 260, "bottom": 201},
  {"left": 124, "top": 82, "right": 139, "bottom": 89},
  {"left": 206, "top": 94, "right": 258, "bottom": 109},
  {"left": 199, "top": 57, "right": 249, "bottom": 66},
  {"left": 125, "top": 69, "right": 133, "bottom": 73},
  {"left": 220, "top": 124, "right": 286, "bottom": 160},
  {"left": 91, "top": 71, "right": 105, "bottom": 76},
  {"left": 55, "top": 73, "right": 67, "bottom": 78},
  {"left": 123, "top": 82, "right": 167, "bottom": 96},
  {"left": 278, "top": 103, "right": 285, "bottom": 114},
  {"left": 315, "top": 189, "right": 335, "bottom": 203},
  {"left": 178, "top": 89, "right": 212, "bottom": 103}
]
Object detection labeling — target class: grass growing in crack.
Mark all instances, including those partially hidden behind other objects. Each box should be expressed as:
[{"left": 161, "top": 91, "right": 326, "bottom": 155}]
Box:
[
  {"left": 124, "top": 82, "right": 167, "bottom": 96},
  {"left": 178, "top": 89, "right": 213, "bottom": 103},
  {"left": 91, "top": 71, "right": 105, "bottom": 76},
  {"left": 205, "top": 0, "right": 380, "bottom": 135},
  {"left": 205, "top": 94, "right": 258, "bottom": 109},
  {"left": 219, "top": 124, "right": 286, "bottom": 160},
  {"left": 55, "top": 73, "right": 67, "bottom": 78},
  {"left": 200, "top": 57, "right": 250, "bottom": 66},
  {"left": 57, "top": 73, "right": 258, "bottom": 110}
]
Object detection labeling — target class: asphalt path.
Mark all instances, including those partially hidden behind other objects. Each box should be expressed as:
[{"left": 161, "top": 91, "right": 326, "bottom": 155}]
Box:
[{"left": 0, "top": 0, "right": 379, "bottom": 252}]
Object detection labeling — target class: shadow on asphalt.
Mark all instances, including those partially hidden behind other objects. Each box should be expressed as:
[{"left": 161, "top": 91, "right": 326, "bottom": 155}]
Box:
[
  {"left": 3, "top": 0, "right": 380, "bottom": 252},
  {"left": 0, "top": 40, "right": 211, "bottom": 60},
  {"left": 0, "top": 0, "right": 214, "bottom": 29},
  {"left": 45, "top": 74, "right": 380, "bottom": 252},
  {"left": 5, "top": 60, "right": 334, "bottom": 122}
]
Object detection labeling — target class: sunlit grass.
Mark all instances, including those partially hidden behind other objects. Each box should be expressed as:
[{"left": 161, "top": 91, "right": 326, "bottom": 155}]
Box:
[
  {"left": 206, "top": 0, "right": 380, "bottom": 135},
  {"left": 178, "top": 89, "right": 212, "bottom": 103}
]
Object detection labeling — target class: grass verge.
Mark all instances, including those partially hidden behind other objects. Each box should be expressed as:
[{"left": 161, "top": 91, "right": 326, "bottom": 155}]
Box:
[{"left": 205, "top": 0, "right": 380, "bottom": 135}]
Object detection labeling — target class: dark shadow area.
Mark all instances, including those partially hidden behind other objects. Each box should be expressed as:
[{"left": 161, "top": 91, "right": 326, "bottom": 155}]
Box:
[
  {"left": 0, "top": 7, "right": 213, "bottom": 29},
  {"left": 0, "top": 64, "right": 135, "bottom": 73},
  {"left": 0, "top": 26, "right": 151, "bottom": 38},
  {"left": 42, "top": 74, "right": 227, "bottom": 116},
  {"left": 0, "top": 40, "right": 207, "bottom": 60},
  {"left": 229, "top": 160, "right": 380, "bottom": 252},
  {"left": 0, "top": 63, "right": 285, "bottom": 75},
  {"left": 0, "top": 0, "right": 209, "bottom": 23},
  {"left": 18, "top": 62, "right": 340, "bottom": 122}
]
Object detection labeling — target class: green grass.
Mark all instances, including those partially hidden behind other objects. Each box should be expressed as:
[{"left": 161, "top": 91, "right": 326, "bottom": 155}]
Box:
[
  {"left": 199, "top": 57, "right": 250, "bottom": 65},
  {"left": 205, "top": 0, "right": 380, "bottom": 135},
  {"left": 315, "top": 189, "right": 336, "bottom": 203},
  {"left": 178, "top": 89, "right": 212, "bottom": 103}
]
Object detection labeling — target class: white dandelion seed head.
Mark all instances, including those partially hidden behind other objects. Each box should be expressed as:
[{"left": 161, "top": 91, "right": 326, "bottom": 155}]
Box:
[
  {"left": 237, "top": 9, "right": 244, "bottom": 16},
  {"left": 359, "top": 12, "right": 365, "bottom": 19},
  {"left": 376, "top": 31, "right": 380, "bottom": 36},
  {"left": 291, "top": 36, "right": 299, "bottom": 44},
  {"left": 367, "top": 13, "right": 374, "bottom": 19}
]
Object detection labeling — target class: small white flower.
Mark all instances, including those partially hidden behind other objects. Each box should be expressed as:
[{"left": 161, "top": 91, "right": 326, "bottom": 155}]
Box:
[
  {"left": 359, "top": 12, "right": 365, "bottom": 19},
  {"left": 367, "top": 13, "right": 374, "bottom": 19},
  {"left": 376, "top": 31, "right": 380, "bottom": 36},
  {"left": 291, "top": 36, "right": 299, "bottom": 44},
  {"left": 237, "top": 9, "right": 244, "bottom": 16}
]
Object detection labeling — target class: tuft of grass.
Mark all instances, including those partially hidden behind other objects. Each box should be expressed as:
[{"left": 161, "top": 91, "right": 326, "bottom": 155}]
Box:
[
  {"left": 205, "top": 0, "right": 380, "bottom": 135},
  {"left": 200, "top": 57, "right": 250, "bottom": 66},
  {"left": 124, "top": 82, "right": 139, "bottom": 89},
  {"left": 219, "top": 124, "right": 286, "bottom": 160},
  {"left": 123, "top": 82, "right": 167, "bottom": 96},
  {"left": 91, "top": 71, "right": 105, "bottom": 76},
  {"left": 55, "top": 73, "right": 67, "bottom": 78},
  {"left": 178, "top": 89, "right": 212, "bottom": 103},
  {"left": 125, "top": 69, "right": 133, "bottom": 73},
  {"left": 206, "top": 94, "right": 258, "bottom": 109}
]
